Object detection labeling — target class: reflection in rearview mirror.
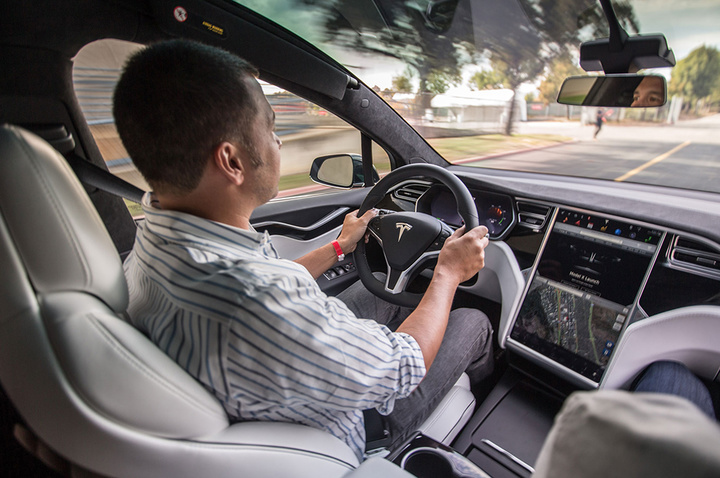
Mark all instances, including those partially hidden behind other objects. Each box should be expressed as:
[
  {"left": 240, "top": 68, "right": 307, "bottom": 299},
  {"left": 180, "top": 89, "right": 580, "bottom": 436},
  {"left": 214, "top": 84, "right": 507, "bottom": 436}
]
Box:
[{"left": 557, "top": 74, "right": 666, "bottom": 108}]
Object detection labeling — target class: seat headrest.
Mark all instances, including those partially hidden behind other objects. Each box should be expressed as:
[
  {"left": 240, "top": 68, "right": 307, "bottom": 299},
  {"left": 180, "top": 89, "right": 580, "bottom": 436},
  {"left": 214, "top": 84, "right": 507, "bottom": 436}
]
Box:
[{"left": 0, "top": 125, "right": 128, "bottom": 313}]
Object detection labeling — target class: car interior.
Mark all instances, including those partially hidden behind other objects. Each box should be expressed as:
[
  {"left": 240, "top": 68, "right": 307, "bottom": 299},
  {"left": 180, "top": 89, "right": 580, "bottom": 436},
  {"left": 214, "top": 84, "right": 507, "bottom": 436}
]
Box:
[{"left": 1, "top": 0, "right": 719, "bottom": 477}]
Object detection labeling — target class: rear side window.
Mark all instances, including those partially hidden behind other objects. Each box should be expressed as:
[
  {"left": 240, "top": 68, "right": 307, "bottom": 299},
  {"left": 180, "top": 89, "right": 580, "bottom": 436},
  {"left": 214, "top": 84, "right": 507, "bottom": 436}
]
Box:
[
  {"left": 72, "top": 39, "right": 390, "bottom": 215},
  {"left": 73, "top": 40, "right": 145, "bottom": 216}
]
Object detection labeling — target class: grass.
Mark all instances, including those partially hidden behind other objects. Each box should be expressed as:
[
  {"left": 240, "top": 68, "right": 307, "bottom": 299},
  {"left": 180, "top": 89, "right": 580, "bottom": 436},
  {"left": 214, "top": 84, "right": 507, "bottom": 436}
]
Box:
[
  {"left": 428, "top": 133, "right": 572, "bottom": 163},
  {"left": 122, "top": 134, "right": 571, "bottom": 203},
  {"left": 124, "top": 198, "right": 143, "bottom": 218}
]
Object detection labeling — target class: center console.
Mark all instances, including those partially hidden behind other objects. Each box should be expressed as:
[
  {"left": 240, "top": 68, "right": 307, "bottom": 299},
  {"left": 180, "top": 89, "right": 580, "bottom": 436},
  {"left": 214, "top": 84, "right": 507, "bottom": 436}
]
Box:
[
  {"left": 392, "top": 207, "right": 669, "bottom": 477},
  {"left": 506, "top": 208, "right": 663, "bottom": 387}
]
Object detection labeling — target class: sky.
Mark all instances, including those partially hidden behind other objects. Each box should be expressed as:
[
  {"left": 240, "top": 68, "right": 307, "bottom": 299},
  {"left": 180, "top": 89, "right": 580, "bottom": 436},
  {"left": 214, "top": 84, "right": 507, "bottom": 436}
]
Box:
[{"left": 634, "top": 0, "right": 720, "bottom": 61}]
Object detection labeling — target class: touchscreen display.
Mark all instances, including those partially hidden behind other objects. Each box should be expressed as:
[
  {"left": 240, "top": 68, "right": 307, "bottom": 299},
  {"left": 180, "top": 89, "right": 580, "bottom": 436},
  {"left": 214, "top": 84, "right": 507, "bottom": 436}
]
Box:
[{"left": 510, "top": 209, "right": 662, "bottom": 383}]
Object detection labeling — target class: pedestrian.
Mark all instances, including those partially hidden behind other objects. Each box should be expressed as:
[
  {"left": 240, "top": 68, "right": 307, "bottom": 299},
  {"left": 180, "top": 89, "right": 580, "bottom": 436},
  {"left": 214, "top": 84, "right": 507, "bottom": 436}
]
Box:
[{"left": 593, "top": 108, "right": 605, "bottom": 139}]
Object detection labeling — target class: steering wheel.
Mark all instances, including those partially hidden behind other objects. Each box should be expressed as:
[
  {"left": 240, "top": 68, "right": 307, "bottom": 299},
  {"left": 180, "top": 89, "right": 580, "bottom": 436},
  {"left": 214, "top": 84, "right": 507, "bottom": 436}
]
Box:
[{"left": 355, "top": 164, "right": 479, "bottom": 307}]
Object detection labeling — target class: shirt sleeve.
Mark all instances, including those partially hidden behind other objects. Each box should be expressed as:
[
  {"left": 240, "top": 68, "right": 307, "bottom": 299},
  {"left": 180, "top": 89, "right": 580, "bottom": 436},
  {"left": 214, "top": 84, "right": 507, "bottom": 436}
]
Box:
[{"left": 221, "top": 258, "right": 426, "bottom": 416}]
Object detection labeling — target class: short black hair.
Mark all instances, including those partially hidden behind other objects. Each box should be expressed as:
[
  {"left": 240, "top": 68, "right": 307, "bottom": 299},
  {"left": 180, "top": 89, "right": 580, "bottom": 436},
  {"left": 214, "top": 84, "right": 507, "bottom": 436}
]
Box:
[{"left": 113, "top": 39, "right": 259, "bottom": 194}]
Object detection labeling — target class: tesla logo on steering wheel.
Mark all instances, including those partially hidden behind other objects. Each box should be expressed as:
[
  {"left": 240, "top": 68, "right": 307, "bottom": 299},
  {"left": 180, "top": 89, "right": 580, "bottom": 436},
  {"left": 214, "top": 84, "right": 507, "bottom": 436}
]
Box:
[{"left": 396, "top": 223, "right": 412, "bottom": 242}]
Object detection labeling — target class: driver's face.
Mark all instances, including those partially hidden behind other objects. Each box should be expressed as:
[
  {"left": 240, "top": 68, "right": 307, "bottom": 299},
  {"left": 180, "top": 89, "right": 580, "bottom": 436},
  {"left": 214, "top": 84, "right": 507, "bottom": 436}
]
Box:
[{"left": 631, "top": 76, "right": 665, "bottom": 107}]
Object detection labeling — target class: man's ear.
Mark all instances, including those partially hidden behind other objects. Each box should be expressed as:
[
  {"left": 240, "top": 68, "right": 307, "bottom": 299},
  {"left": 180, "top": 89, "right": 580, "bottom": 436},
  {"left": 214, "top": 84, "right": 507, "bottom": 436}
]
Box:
[{"left": 213, "top": 141, "right": 244, "bottom": 186}]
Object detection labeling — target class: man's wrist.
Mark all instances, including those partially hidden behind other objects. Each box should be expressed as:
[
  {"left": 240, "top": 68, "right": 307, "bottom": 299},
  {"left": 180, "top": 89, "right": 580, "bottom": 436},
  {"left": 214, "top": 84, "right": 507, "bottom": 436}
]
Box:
[{"left": 331, "top": 240, "right": 345, "bottom": 262}]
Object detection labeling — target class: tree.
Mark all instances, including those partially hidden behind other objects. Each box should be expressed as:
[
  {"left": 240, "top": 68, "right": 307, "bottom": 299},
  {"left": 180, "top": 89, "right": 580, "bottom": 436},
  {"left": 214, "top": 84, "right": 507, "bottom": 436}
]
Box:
[
  {"left": 486, "top": 0, "right": 638, "bottom": 134},
  {"left": 669, "top": 46, "right": 720, "bottom": 112},
  {"left": 302, "top": 0, "right": 638, "bottom": 134},
  {"left": 305, "top": 0, "right": 476, "bottom": 113},
  {"left": 468, "top": 69, "right": 508, "bottom": 90},
  {"left": 537, "top": 56, "right": 583, "bottom": 106},
  {"left": 392, "top": 74, "right": 414, "bottom": 93}
]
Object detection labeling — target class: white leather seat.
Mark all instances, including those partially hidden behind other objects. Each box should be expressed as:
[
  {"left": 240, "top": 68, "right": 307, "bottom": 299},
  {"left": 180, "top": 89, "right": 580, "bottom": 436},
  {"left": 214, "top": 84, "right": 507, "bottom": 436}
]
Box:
[{"left": 0, "top": 124, "right": 473, "bottom": 477}]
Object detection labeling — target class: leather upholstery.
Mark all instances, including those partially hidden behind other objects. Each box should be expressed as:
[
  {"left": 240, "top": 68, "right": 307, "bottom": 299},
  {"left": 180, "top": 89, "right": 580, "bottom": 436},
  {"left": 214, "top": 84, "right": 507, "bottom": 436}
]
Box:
[
  {"left": 0, "top": 125, "right": 127, "bottom": 312},
  {"left": 0, "top": 125, "right": 473, "bottom": 476},
  {"left": 601, "top": 305, "right": 720, "bottom": 390}
]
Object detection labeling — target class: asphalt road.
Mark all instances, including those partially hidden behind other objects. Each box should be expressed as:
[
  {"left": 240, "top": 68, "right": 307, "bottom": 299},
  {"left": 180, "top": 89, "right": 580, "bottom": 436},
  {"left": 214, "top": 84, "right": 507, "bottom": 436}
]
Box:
[
  {"left": 467, "top": 114, "right": 720, "bottom": 194},
  {"left": 112, "top": 113, "right": 720, "bottom": 197}
]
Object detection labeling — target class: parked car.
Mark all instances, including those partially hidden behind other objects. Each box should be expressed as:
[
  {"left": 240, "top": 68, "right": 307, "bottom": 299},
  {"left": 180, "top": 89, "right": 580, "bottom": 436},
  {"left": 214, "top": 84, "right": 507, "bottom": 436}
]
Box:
[{"left": 1, "top": 0, "right": 719, "bottom": 476}]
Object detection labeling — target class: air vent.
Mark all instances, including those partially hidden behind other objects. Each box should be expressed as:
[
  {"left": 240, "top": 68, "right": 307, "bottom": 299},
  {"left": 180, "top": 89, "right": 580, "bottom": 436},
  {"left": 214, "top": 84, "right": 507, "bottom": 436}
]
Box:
[
  {"left": 669, "top": 235, "right": 720, "bottom": 277},
  {"left": 516, "top": 201, "right": 552, "bottom": 229},
  {"left": 392, "top": 181, "right": 431, "bottom": 204}
]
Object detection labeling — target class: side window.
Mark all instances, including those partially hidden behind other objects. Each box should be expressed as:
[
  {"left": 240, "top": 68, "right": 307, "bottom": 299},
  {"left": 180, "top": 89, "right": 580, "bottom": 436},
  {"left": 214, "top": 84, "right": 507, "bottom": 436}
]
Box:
[
  {"left": 73, "top": 40, "right": 145, "bottom": 216},
  {"left": 72, "top": 39, "right": 390, "bottom": 213},
  {"left": 262, "top": 84, "right": 391, "bottom": 197}
]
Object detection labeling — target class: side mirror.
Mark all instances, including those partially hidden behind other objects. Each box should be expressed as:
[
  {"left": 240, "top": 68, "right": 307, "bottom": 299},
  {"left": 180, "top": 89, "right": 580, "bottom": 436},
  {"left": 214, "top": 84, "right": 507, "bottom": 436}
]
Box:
[
  {"left": 310, "top": 154, "right": 379, "bottom": 189},
  {"left": 557, "top": 74, "right": 666, "bottom": 108}
]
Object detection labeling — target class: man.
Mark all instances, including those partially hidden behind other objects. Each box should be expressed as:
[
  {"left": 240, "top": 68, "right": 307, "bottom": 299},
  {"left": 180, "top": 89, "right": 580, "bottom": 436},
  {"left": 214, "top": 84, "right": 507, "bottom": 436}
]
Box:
[
  {"left": 113, "top": 39, "right": 493, "bottom": 460},
  {"left": 593, "top": 108, "right": 605, "bottom": 139},
  {"left": 631, "top": 75, "right": 665, "bottom": 108}
]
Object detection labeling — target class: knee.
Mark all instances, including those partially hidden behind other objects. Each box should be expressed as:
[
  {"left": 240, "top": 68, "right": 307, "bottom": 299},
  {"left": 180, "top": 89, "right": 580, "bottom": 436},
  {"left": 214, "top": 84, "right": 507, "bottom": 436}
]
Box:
[
  {"left": 451, "top": 308, "right": 491, "bottom": 327},
  {"left": 449, "top": 308, "right": 493, "bottom": 345},
  {"left": 642, "top": 360, "right": 691, "bottom": 380}
]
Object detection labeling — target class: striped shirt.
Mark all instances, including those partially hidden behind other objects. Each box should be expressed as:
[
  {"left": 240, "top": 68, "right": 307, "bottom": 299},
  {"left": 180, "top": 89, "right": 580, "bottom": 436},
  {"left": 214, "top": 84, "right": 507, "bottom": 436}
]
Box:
[{"left": 123, "top": 193, "right": 426, "bottom": 460}]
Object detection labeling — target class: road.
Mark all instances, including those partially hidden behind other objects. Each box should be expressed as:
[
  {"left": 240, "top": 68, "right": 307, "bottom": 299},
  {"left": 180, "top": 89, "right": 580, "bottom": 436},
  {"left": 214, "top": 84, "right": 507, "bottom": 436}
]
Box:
[
  {"left": 110, "top": 114, "right": 720, "bottom": 197},
  {"left": 464, "top": 114, "right": 720, "bottom": 194}
]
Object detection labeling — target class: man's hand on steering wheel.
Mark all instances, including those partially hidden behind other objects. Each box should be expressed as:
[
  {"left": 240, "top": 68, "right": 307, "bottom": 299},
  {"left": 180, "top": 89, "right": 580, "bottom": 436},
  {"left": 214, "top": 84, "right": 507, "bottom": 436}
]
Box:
[
  {"left": 336, "top": 209, "right": 377, "bottom": 254},
  {"left": 436, "top": 225, "right": 490, "bottom": 285}
]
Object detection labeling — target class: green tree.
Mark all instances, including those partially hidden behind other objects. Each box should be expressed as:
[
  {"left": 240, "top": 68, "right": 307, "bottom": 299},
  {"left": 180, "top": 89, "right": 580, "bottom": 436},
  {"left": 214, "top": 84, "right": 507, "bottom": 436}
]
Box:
[
  {"left": 669, "top": 46, "right": 720, "bottom": 112},
  {"left": 537, "top": 55, "right": 583, "bottom": 106},
  {"left": 488, "top": 0, "right": 638, "bottom": 134},
  {"left": 392, "top": 74, "right": 414, "bottom": 93},
  {"left": 425, "top": 68, "right": 462, "bottom": 95},
  {"left": 306, "top": 0, "right": 475, "bottom": 113},
  {"left": 468, "top": 69, "right": 508, "bottom": 90},
  {"left": 303, "top": 0, "right": 638, "bottom": 134}
]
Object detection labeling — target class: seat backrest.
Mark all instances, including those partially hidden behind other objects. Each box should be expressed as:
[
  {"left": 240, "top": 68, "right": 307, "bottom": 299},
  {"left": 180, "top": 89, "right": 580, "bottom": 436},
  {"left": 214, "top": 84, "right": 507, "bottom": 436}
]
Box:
[{"left": 0, "top": 125, "right": 359, "bottom": 477}]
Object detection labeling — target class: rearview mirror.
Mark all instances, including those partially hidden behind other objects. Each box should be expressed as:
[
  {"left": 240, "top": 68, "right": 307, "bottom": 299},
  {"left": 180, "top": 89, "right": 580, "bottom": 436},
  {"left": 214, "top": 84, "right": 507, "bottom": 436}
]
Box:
[
  {"left": 310, "top": 154, "right": 379, "bottom": 189},
  {"left": 557, "top": 74, "right": 666, "bottom": 108}
]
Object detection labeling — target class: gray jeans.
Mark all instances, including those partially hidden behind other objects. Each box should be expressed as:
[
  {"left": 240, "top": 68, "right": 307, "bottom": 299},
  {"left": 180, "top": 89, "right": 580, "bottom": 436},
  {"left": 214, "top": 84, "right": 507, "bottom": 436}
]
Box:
[{"left": 337, "top": 279, "right": 494, "bottom": 450}]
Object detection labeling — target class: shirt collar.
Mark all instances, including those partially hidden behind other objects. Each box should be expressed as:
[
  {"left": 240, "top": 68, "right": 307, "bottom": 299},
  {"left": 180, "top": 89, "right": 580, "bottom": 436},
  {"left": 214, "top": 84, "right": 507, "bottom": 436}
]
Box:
[{"left": 139, "top": 192, "right": 275, "bottom": 256}]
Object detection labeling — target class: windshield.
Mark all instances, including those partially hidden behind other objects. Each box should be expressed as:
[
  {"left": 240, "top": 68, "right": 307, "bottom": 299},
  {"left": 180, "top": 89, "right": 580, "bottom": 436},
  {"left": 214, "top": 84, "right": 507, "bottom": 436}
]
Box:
[{"left": 231, "top": 0, "right": 720, "bottom": 195}]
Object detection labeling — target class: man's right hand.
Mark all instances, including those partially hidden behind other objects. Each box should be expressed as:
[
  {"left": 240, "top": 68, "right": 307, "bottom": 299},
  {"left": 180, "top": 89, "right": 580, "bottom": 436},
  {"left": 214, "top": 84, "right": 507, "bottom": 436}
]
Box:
[
  {"left": 396, "top": 224, "right": 490, "bottom": 371},
  {"left": 436, "top": 225, "right": 490, "bottom": 285}
]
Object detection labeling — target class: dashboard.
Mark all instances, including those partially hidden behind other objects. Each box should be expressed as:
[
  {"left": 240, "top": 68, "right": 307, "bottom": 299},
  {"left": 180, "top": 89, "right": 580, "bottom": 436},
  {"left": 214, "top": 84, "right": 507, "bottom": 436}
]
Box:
[
  {"left": 383, "top": 176, "right": 720, "bottom": 389},
  {"left": 401, "top": 182, "right": 516, "bottom": 239}
]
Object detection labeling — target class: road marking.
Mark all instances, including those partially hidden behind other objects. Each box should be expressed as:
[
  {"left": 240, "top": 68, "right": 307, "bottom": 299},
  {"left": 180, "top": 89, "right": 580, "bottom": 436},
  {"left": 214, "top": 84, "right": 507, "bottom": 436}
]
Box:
[{"left": 614, "top": 140, "right": 691, "bottom": 182}]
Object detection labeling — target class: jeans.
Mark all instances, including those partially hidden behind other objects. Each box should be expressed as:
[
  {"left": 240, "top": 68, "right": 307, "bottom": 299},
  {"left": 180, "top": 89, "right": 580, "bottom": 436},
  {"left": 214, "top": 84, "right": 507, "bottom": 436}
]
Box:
[
  {"left": 337, "top": 279, "right": 494, "bottom": 451},
  {"left": 632, "top": 360, "right": 716, "bottom": 419}
]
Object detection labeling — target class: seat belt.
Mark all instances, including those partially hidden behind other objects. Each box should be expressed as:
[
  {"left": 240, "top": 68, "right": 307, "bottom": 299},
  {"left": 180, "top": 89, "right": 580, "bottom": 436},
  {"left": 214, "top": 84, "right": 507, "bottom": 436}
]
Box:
[
  {"left": 24, "top": 124, "right": 145, "bottom": 203},
  {"left": 65, "top": 152, "right": 144, "bottom": 203}
]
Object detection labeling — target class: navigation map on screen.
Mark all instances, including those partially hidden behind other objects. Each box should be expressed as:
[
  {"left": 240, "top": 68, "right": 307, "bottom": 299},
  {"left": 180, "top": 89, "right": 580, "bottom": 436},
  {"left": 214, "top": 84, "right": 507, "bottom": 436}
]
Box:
[{"left": 510, "top": 209, "right": 662, "bottom": 382}]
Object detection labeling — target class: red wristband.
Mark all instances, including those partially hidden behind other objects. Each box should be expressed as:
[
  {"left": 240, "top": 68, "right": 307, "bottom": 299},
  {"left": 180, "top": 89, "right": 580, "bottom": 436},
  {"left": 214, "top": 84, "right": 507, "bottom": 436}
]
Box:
[{"left": 331, "top": 240, "right": 345, "bottom": 262}]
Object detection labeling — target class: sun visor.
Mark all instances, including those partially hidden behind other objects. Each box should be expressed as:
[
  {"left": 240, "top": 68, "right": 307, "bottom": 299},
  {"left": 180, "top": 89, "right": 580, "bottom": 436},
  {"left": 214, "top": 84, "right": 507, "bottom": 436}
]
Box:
[{"left": 148, "top": 0, "right": 354, "bottom": 100}]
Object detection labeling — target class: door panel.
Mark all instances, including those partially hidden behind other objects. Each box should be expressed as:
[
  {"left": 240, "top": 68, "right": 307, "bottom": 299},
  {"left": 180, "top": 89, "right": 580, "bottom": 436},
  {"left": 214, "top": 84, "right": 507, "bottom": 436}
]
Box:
[{"left": 251, "top": 188, "right": 369, "bottom": 295}]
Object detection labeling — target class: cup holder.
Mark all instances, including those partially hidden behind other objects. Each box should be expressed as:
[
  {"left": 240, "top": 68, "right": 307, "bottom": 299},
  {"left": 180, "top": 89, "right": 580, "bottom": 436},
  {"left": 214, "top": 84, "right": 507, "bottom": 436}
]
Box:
[
  {"left": 401, "top": 447, "right": 454, "bottom": 477},
  {"left": 399, "top": 445, "right": 491, "bottom": 478}
]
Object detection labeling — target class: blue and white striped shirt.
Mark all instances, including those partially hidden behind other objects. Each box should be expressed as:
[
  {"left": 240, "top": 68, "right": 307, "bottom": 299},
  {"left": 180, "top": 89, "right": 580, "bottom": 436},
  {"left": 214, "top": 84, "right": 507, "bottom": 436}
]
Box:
[{"left": 123, "top": 194, "right": 426, "bottom": 460}]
